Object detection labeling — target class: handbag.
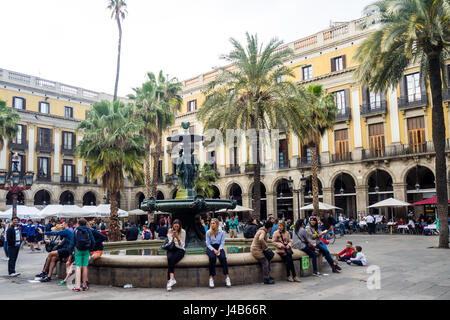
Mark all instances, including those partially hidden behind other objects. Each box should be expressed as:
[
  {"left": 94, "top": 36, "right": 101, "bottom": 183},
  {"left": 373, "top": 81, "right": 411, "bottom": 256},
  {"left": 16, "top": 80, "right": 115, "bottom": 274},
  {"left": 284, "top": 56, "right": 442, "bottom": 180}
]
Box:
[
  {"left": 161, "top": 238, "right": 176, "bottom": 251},
  {"left": 263, "top": 249, "right": 275, "bottom": 261}
]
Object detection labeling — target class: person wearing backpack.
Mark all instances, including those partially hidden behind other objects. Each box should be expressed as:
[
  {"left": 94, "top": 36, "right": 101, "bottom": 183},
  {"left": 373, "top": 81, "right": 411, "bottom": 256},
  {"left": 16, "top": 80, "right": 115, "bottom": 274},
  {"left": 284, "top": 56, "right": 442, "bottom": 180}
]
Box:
[
  {"left": 243, "top": 219, "right": 258, "bottom": 239},
  {"left": 72, "top": 219, "right": 94, "bottom": 292}
]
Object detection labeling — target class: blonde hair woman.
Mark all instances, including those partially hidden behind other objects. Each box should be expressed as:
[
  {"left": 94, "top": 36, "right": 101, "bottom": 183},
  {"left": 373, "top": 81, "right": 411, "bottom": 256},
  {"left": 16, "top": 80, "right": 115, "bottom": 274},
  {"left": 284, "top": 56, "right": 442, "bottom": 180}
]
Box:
[{"left": 205, "top": 218, "right": 231, "bottom": 288}]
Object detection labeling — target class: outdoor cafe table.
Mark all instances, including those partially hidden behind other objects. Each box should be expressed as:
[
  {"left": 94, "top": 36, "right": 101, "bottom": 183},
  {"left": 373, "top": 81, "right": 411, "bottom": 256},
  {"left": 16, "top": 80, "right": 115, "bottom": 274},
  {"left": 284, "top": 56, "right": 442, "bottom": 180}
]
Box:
[
  {"left": 387, "top": 222, "right": 397, "bottom": 235},
  {"left": 397, "top": 225, "right": 409, "bottom": 234}
]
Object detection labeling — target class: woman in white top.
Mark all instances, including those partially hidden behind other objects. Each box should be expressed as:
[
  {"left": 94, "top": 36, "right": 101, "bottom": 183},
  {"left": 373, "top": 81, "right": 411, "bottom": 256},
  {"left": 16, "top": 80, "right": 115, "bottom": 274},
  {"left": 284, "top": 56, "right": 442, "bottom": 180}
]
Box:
[{"left": 166, "top": 219, "right": 186, "bottom": 291}]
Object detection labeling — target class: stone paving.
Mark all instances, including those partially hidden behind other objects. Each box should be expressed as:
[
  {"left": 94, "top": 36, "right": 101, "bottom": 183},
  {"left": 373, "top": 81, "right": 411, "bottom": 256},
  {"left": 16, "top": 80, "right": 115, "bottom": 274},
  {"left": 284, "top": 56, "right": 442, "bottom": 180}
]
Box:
[{"left": 0, "top": 234, "right": 449, "bottom": 300}]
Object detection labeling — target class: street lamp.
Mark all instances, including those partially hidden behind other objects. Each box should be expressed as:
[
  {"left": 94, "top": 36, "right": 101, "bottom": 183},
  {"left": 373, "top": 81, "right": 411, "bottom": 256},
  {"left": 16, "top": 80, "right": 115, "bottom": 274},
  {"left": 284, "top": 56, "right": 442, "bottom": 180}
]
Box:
[
  {"left": 0, "top": 152, "right": 34, "bottom": 219},
  {"left": 288, "top": 175, "right": 307, "bottom": 221}
]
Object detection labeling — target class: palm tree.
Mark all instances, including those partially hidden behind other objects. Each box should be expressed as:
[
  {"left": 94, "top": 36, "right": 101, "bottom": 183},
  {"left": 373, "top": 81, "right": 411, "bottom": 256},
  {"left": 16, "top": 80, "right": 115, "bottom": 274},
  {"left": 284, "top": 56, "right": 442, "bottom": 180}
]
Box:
[
  {"left": 354, "top": 0, "right": 449, "bottom": 248},
  {"left": 294, "top": 85, "right": 337, "bottom": 216},
  {"left": 129, "top": 71, "right": 182, "bottom": 198},
  {"left": 107, "top": 0, "right": 128, "bottom": 101},
  {"left": 195, "top": 164, "right": 220, "bottom": 198},
  {"left": 198, "top": 33, "right": 305, "bottom": 219},
  {"left": 0, "top": 99, "right": 20, "bottom": 151},
  {"left": 77, "top": 100, "right": 145, "bottom": 241}
]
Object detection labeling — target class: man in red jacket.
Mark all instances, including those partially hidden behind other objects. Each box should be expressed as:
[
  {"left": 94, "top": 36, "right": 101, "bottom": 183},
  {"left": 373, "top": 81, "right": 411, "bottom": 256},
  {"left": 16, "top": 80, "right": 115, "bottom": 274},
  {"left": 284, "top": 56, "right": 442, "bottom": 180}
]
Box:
[{"left": 337, "top": 241, "right": 355, "bottom": 262}]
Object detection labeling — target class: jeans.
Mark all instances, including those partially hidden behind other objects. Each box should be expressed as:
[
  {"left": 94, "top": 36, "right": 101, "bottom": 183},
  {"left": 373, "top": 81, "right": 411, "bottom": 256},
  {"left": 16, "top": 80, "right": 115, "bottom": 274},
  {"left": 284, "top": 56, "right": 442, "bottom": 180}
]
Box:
[
  {"left": 206, "top": 245, "right": 229, "bottom": 277},
  {"left": 300, "top": 246, "right": 318, "bottom": 273},
  {"left": 257, "top": 258, "right": 271, "bottom": 281},
  {"left": 3, "top": 241, "right": 8, "bottom": 257},
  {"left": 279, "top": 252, "right": 296, "bottom": 278},
  {"left": 351, "top": 260, "right": 363, "bottom": 266},
  {"left": 8, "top": 245, "right": 20, "bottom": 275},
  {"left": 316, "top": 242, "right": 335, "bottom": 269},
  {"left": 166, "top": 248, "right": 185, "bottom": 279}
]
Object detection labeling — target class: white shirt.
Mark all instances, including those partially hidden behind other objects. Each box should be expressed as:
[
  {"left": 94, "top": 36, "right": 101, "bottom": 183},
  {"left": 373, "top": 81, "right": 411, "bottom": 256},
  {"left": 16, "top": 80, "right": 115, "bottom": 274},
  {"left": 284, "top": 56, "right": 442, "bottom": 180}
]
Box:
[
  {"left": 351, "top": 252, "right": 367, "bottom": 266},
  {"left": 366, "top": 215, "right": 375, "bottom": 223}
]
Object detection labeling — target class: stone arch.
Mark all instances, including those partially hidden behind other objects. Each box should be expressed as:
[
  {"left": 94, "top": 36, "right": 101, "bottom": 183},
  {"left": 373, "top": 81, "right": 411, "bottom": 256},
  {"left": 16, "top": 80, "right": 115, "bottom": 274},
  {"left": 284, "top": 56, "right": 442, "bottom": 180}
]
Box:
[
  {"left": 269, "top": 176, "right": 291, "bottom": 196},
  {"left": 404, "top": 165, "right": 435, "bottom": 190},
  {"left": 34, "top": 189, "right": 52, "bottom": 205},
  {"left": 82, "top": 191, "right": 97, "bottom": 206},
  {"left": 363, "top": 166, "right": 397, "bottom": 186},
  {"left": 135, "top": 192, "right": 145, "bottom": 209},
  {"left": 211, "top": 186, "right": 221, "bottom": 199},
  {"left": 225, "top": 181, "right": 244, "bottom": 198},
  {"left": 59, "top": 190, "right": 75, "bottom": 205},
  {"left": 156, "top": 190, "right": 165, "bottom": 200},
  {"left": 228, "top": 183, "right": 243, "bottom": 206},
  {"left": 6, "top": 191, "right": 26, "bottom": 205},
  {"left": 401, "top": 163, "right": 435, "bottom": 187},
  {"left": 330, "top": 171, "right": 359, "bottom": 190}
]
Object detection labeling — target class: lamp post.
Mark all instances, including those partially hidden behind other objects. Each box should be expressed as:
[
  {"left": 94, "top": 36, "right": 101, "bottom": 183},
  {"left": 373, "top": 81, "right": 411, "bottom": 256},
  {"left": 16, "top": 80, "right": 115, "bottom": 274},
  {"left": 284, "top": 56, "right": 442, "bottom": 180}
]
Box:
[
  {"left": 288, "top": 175, "right": 307, "bottom": 221},
  {"left": 0, "top": 152, "right": 34, "bottom": 219}
]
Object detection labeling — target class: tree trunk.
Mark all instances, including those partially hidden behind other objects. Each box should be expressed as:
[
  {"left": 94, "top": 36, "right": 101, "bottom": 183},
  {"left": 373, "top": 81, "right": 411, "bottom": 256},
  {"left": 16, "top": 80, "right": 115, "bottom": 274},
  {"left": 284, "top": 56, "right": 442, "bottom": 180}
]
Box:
[
  {"left": 311, "top": 142, "right": 320, "bottom": 217},
  {"left": 113, "top": 18, "right": 122, "bottom": 102},
  {"left": 145, "top": 141, "right": 152, "bottom": 199},
  {"left": 253, "top": 130, "right": 262, "bottom": 219},
  {"left": 428, "top": 53, "right": 449, "bottom": 248},
  {"left": 151, "top": 132, "right": 161, "bottom": 198},
  {"left": 108, "top": 191, "right": 122, "bottom": 242}
]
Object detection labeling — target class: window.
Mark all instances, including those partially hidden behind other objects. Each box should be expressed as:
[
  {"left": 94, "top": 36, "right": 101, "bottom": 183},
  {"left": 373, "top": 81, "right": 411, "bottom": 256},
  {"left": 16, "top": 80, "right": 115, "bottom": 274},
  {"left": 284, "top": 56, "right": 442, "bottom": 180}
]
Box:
[
  {"left": 37, "top": 128, "right": 52, "bottom": 146},
  {"left": 369, "top": 92, "right": 382, "bottom": 109},
  {"left": 278, "top": 139, "right": 289, "bottom": 168},
  {"left": 187, "top": 100, "right": 197, "bottom": 112},
  {"left": 10, "top": 154, "right": 25, "bottom": 173},
  {"left": 407, "top": 117, "right": 426, "bottom": 152},
  {"left": 334, "top": 129, "right": 349, "bottom": 160},
  {"left": 65, "top": 106, "right": 73, "bottom": 119},
  {"left": 406, "top": 73, "right": 421, "bottom": 103},
  {"left": 335, "top": 90, "right": 346, "bottom": 114},
  {"left": 62, "top": 160, "right": 75, "bottom": 182},
  {"left": 331, "top": 55, "right": 346, "bottom": 72},
  {"left": 13, "top": 125, "right": 25, "bottom": 144},
  {"left": 276, "top": 75, "right": 285, "bottom": 83},
  {"left": 369, "top": 123, "right": 385, "bottom": 157},
  {"left": 13, "top": 97, "right": 25, "bottom": 110},
  {"left": 62, "top": 132, "right": 75, "bottom": 150},
  {"left": 302, "top": 65, "right": 313, "bottom": 80},
  {"left": 39, "top": 102, "right": 50, "bottom": 114},
  {"left": 38, "top": 157, "right": 50, "bottom": 179}
]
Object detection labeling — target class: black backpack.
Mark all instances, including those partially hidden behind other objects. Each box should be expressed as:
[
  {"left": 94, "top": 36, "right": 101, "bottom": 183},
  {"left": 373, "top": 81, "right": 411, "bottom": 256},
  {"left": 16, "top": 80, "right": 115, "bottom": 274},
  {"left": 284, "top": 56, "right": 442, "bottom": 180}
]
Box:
[
  {"left": 75, "top": 228, "right": 92, "bottom": 251},
  {"left": 243, "top": 224, "right": 256, "bottom": 239}
]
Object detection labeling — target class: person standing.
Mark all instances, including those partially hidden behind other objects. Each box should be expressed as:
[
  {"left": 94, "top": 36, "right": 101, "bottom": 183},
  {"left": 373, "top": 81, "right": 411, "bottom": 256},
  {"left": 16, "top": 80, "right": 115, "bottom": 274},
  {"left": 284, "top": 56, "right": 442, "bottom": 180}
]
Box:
[
  {"left": 149, "top": 218, "right": 157, "bottom": 240},
  {"left": 26, "top": 220, "right": 37, "bottom": 252},
  {"left": 6, "top": 217, "right": 22, "bottom": 276},
  {"left": 205, "top": 219, "right": 231, "bottom": 288},
  {"left": 229, "top": 215, "right": 238, "bottom": 239},
  {"left": 250, "top": 221, "right": 274, "bottom": 284},
  {"left": 72, "top": 219, "right": 95, "bottom": 292},
  {"left": 125, "top": 223, "right": 139, "bottom": 241},
  {"left": 1, "top": 221, "right": 9, "bottom": 260},
  {"left": 366, "top": 213, "right": 375, "bottom": 235},
  {"left": 166, "top": 219, "right": 186, "bottom": 291}
]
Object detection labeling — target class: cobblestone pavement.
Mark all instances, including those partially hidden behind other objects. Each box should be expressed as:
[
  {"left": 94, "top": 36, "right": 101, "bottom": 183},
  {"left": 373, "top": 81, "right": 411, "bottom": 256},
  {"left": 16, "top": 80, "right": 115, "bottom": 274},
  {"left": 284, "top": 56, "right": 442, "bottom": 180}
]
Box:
[{"left": 0, "top": 234, "right": 449, "bottom": 300}]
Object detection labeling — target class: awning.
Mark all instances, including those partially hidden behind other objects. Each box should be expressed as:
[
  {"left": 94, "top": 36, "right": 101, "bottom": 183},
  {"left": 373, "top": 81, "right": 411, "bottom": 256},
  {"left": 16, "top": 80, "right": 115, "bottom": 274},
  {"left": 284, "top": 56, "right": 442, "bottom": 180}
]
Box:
[
  {"left": 0, "top": 206, "right": 42, "bottom": 219},
  {"left": 411, "top": 197, "right": 450, "bottom": 206},
  {"left": 368, "top": 198, "right": 410, "bottom": 208},
  {"left": 300, "top": 202, "right": 342, "bottom": 211},
  {"left": 217, "top": 205, "right": 254, "bottom": 213}
]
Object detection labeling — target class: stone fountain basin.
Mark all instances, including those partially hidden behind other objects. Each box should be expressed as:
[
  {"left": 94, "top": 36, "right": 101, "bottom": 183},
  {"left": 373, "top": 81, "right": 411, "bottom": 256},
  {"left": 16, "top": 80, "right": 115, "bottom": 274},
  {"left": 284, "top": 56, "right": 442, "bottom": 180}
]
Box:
[{"left": 57, "top": 239, "right": 328, "bottom": 288}]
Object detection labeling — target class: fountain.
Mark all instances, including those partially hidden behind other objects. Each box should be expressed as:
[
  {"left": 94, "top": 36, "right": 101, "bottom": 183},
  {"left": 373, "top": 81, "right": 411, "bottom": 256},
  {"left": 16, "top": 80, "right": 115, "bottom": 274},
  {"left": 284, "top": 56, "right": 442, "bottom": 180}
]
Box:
[{"left": 141, "top": 122, "right": 237, "bottom": 250}]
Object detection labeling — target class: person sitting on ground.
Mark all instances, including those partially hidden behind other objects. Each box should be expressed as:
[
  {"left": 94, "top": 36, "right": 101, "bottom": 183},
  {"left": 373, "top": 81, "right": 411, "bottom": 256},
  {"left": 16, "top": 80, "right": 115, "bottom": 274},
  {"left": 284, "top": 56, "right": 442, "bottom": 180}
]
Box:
[
  {"left": 166, "top": 219, "right": 186, "bottom": 291},
  {"left": 157, "top": 219, "right": 168, "bottom": 240},
  {"left": 243, "top": 218, "right": 258, "bottom": 239},
  {"left": 125, "top": 223, "right": 139, "bottom": 241},
  {"left": 205, "top": 218, "right": 231, "bottom": 288},
  {"left": 72, "top": 219, "right": 95, "bottom": 292},
  {"left": 337, "top": 241, "right": 355, "bottom": 262},
  {"left": 38, "top": 222, "right": 74, "bottom": 282},
  {"left": 272, "top": 221, "right": 300, "bottom": 282},
  {"left": 250, "top": 221, "right": 274, "bottom": 285},
  {"left": 347, "top": 246, "right": 367, "bottom": 266}
]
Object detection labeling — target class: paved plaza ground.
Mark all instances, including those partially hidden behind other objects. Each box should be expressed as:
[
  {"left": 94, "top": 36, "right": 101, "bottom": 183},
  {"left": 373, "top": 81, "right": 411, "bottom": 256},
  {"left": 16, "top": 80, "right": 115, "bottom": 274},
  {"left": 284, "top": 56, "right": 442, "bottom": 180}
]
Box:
[{"left": 0, "top": 234, "right": 449, "bottom": 300}]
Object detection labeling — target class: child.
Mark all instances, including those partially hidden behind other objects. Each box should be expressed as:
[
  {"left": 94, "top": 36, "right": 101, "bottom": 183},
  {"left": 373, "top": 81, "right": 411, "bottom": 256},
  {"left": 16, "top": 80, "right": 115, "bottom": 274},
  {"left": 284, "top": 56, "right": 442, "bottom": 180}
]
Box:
[
  {"left": 337, "top": 241, "right": 355, "bottom": 262},
  {"left": 346, "top": 246, "right": 367, "bottom": 266}
]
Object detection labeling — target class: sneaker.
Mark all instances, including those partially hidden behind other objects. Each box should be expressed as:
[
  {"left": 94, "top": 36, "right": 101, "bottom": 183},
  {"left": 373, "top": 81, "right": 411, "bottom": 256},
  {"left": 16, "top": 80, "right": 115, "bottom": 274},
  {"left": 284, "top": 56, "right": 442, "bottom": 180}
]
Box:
[
  {"left": 82, "top": 285, "right": 89, "bottom": 291},
  {"left": 335, "top": 264, "right": 342, "bottom": 271},
  {"left": 40, "top": 276, "right": 52, "bottom": 282},
  {"left": 58, "top": 281, "right": 67, "bottom": 286},
  {"left": 35, "top": 248, "right": 41, "bottom": 251},
  {"left": 166, "top": 279, "right": 176, "bottom": 290},
  {"left": 332, "top": 267, "right": 340, "bottom": 273},
  {"left": 287, "top": 276, "right": 294, "bottom": 282},
  {"left": 312, "top": 272, "right": 321, "bottom": 277},
  {"left": 264, "top": 279, "right": 275, "bottom": 285},
  {"left": 209, "top": 278, "right": 214, "bottom": 288},
  {"left": 35, "top": 272, "right": 47, "bottom": 279},
  {"left": 346, "top": 260, "right": 352, "bottom": 265},
  {"left": 72, "top": 287, "right": 81, "bottom": 292},
  {"left": 225, "top": 277, "right": 231, "bottom": 287},
  {"left": 2, "top": 257, "right": 9, "bottom": 261},
  {"left": 9, "top": 273, "right": 20, "bottom": 277},
  {"left": 294, "top": 277, "right": 302, "bottom": 282}
]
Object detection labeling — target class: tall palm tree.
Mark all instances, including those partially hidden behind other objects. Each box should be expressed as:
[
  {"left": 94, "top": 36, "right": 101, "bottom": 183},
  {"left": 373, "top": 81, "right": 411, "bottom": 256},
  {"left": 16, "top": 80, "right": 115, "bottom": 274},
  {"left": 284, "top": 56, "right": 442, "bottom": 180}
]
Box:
[
  {"left": 77, "top": 100, "right": 145, "bottom": 241},
  {"left": 354, "top": 0, "right": 449, "bottom": 248},
  {"left": 294, "top": 85, "right": 337, "bottom": 216},
  {"left": 195, "top": 164, "right": 220, "bottom": 198},
  {"left": 198, "top": 33, "right": 305, "bottom": 219},
  {"left": 107, "top": 0, "right": 128, "bottom": 101},
  {"left": 0, "top": 99, "right": 20, "bottom": 151},
  {"left": 129, "top": 71, "right": 182, "bottom": 198}
]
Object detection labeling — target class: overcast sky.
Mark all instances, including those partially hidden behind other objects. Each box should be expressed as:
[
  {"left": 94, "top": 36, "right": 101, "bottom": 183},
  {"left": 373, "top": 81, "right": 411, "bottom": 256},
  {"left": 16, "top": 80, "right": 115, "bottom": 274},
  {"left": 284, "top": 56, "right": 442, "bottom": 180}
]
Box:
[{"left": 1, "top": 0, "right": 374, "bottom": 97}]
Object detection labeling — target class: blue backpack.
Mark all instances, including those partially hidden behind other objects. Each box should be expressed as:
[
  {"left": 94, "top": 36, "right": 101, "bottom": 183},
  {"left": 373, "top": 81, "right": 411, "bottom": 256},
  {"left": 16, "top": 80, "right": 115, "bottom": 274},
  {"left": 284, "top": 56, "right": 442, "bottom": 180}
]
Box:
[
  {"left": 144, "top": 231, "right": 151, "bottom": 240},
  {"left": 75, "top": 228, "right": 92, "bottom": 251}
]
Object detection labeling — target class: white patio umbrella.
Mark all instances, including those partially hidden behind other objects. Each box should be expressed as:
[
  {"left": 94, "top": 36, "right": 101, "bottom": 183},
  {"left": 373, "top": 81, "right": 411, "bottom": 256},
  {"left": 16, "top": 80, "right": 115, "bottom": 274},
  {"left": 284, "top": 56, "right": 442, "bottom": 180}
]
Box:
[
  {"left": 217, "top": 205, "right": 254, "bottom": 213},
  {"left": 82, "top": 206, "right": 101, "bottom": 217},
  {"left": 39, "top": 205, "right": 64, "bottom": 219},
  {"left": 300, "top": 202, "right": 342, "bottom": 211},
  {"left": 0, "top": 206, "right": 42, "bottom": 220},
  {"left": 40, "top": 205, "right": 92, "bottom": 218},
  {"left": 128, "top": 209, "right": 147, "bottom": 216},
  {"left": 368, "top": 198, "right": 410, "bottom": 208},
  {"left": 96, "top": 204, "right": 128, "bottom": 218}
]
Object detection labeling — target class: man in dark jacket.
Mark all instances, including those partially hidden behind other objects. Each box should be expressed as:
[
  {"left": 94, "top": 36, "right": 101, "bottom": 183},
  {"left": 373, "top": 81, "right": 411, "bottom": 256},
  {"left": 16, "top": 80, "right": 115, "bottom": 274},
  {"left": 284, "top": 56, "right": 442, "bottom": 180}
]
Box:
[
  {"left": 6, "top": 217, "right": 21, "bottom": 276},
  {"left": 149, "top": 218, "right": 157, "bottom": 240},
  {"left": 125, "top": 224, "right": 139, "bottom": 241},
  {"left": 243, "top": 219, "right": 258, "bottom": 239}
]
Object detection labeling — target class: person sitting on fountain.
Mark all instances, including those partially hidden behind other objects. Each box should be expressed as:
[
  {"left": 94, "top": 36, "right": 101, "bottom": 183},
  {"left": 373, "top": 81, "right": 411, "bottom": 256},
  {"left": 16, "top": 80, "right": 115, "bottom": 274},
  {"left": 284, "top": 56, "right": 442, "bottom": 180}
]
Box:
[
  {"left": 251, "top": 221, "right": 275, "bottom": 284},
  {"left": 166, "top": 219, "right": 186, "bottom": 291},
  {"left": 205, "top": 218, "right": 231, "bottom": 288}
]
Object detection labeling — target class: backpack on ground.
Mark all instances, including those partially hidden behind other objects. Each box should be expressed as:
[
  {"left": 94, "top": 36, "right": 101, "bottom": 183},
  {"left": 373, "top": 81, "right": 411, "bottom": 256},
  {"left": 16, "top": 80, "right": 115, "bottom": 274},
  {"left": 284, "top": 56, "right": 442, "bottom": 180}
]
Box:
[{"left": 75, "top": 228, "right": 92, "bottom": 251}]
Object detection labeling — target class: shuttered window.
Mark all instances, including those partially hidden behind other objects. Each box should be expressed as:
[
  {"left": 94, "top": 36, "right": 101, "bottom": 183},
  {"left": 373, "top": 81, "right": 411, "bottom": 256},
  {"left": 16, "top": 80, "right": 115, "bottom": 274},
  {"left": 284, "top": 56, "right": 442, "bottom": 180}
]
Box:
[
  {"left": 37, "top": 128, "right": 52, "bottom": 146},
  {"left": 406, "top": 73, "right": 421, "bottom": 102},
  {"left": 335, "top": 129, "right": 349, "bottom": 160},
  {"left": 331, "top": 55, "right": 346, "bottom": 72},
  {"left": 187, "top": 100, "right": 197, "bottom": 112},
  {"left": 407, "top": 117, "right": 426, "bottom": 152},
  {"left": 369, "top": 123, "right": 385, "bottom": 157}
]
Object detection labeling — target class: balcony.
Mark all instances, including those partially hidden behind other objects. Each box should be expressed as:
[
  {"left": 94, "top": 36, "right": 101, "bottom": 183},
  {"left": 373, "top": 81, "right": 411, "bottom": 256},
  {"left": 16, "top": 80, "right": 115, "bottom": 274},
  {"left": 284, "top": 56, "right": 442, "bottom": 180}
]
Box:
[
  {"left": 8, "top": 140, "right": 28, "bottom": 151},
  {"left": 335, "top": 108, "right": 352, "bottom": 122},
  {"left": 276, "top": 159, "right": 291, "bottom": 170},
  {"left": 331, "top": 152, "right": 352, "bottom": 163},
  {"left": 37, "top": 173, "right": 52, "bottom": 182},
  {"left": 226, "top": 165, "right": 241, "bottom": 176},
  {"left": 296, "top": 157, "right": 321, "bottom": 168},
  {"left": 362, "top": 142, "right": 435, "bottom": 160},
  {"left": 84, "top": 177, "right": 98, "bottom": 185},
  {"left": 361, "top": 101, "right": 388, "bottom": 117},
  {"left": 398, "top": 94, "right": 428, "bottom": 110},
  {"left": 61, "top": 145, "right": 76, "bottom": 156},
  {"left": 60, "top": 176, "right": 79, "bottom": 184},
  {"left": 36, "top": 142, "right": 54, "bottom": 153}
]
